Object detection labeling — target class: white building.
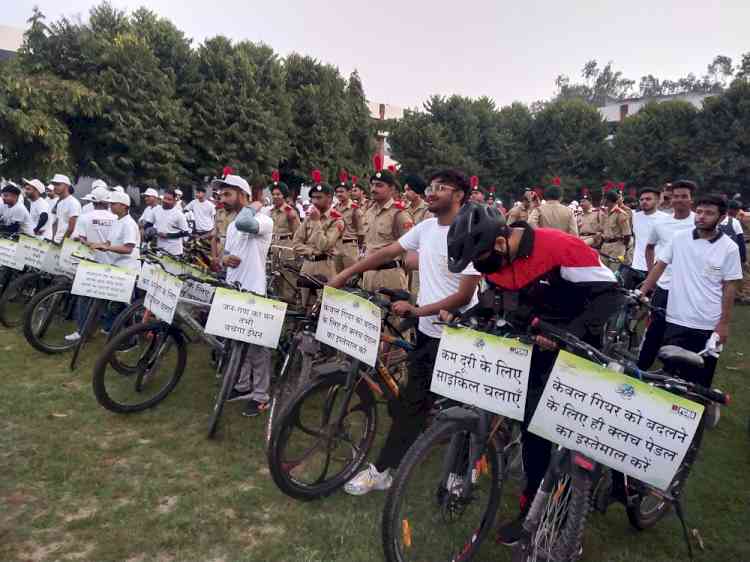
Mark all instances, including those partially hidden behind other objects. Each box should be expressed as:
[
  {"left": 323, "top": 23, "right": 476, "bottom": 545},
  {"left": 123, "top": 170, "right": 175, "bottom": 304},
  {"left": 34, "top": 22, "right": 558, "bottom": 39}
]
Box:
[{"left": 599, "top": 92, "right": 715, "bottom": 123}]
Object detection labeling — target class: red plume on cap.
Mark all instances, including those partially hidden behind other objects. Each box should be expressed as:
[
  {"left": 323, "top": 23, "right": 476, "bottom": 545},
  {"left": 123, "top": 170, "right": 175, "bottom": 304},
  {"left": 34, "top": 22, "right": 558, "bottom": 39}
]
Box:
[
  {"left": 534, "top": 186, "right": 545, "bottom": 197},
  {"left": 271, "top": 169, "right": 280, "bottom": 183},
  {"left": 373, "top": 154, "right": 383, "bottom": 172},
  {"left": 618, "top": 182, "right": 625, "bottom": 190},
  {"left": 552, "top": 176, "right": 561, "bottom": 186},
  {"left": 387, "top": 164, "right": 397, "bottom": 173},
  {"left": 604, "top": 180, "right": 614, "bottom": 192},
  {"left": 352, "top": 175, "right": 358, "bottom": 184},
  {"left": 488, "top": 185, "right": 496, "bottom": 194},
  {"left": 470, "top": 176, "right": 479, "bottom": 189},
  {"left": 311, "top": 169, "right": 322, "bottom": 185},
  {"left": 222, "top": 166, "right": 234, "bottom": 178},
  {"left": 339, "top": 170, "right": 349, "bottom": 184}
]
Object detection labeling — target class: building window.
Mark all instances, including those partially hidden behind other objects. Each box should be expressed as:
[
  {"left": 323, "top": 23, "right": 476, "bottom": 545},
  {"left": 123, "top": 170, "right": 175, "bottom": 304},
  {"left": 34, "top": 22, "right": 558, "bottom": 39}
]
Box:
[{"left": 620, "top": 104, "right": 629, "bottom": 121}]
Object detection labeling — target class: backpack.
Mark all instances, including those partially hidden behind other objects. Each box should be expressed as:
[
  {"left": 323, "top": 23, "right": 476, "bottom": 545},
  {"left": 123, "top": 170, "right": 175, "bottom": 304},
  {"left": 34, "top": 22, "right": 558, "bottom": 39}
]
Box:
[{"left": 719, "top": 217, "right": 746, "bottom": 263}]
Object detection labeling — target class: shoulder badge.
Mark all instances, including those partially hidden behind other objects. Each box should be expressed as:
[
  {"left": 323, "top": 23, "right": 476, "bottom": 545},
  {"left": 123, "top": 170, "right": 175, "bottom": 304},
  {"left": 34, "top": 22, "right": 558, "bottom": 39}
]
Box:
[
  {"left": 351, "top": 202, "right": 359, "bottom": 209},
  {"left": 393, "top": 200, "right": 407, "bottom": 210},
  {"left": 329, "top": 209, "right": 342, "bottom": 219}
]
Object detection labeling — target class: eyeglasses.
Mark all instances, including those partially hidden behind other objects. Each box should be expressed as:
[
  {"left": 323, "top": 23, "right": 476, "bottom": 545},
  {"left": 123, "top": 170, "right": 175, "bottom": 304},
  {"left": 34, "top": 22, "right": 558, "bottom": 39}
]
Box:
[{"left": 425, "top": 183, "right": 456, "bottom": 196}]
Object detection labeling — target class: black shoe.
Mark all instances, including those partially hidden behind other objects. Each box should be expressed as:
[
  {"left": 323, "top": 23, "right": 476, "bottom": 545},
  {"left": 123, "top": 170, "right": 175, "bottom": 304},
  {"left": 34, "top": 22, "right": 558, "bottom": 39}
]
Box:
[
  {"left": 227, "top": 389, "right": 252, "bottom": 402},
  {"left": 241, "top": 400, "right": 266, "bottom": 417},
  {"left": 496, "top": 515, "right": 525, "bottom": 546}
]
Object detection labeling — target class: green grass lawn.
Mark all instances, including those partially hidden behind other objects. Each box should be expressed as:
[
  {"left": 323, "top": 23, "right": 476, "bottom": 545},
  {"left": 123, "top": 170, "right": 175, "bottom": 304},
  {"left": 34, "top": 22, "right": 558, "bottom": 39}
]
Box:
[{"left": 1, "top": 310, "right": 749, "bottom": 562}]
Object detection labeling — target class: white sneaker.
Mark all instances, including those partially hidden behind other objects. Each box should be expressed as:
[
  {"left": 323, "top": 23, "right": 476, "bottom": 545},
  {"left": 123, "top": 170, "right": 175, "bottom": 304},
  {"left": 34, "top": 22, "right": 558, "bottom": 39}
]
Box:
[
  {"left": 344, "top": 464, "right": 392, "bottom": 496},
  {"left": 64, "top": 331, "right": 82, "bottom": 342}
]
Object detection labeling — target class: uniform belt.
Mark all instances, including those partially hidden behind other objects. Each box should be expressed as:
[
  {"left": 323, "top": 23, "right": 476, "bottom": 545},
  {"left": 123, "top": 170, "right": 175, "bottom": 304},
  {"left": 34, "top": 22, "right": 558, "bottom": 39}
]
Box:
[
  {"left": 603, "top": 237, "right": 624, "bottom": 243},
  {"left": 580, "top": 232, "right": 598, "bottom": 237},
  {"left": 376, "top": 260, "right": 401, "bottom": 271},
  {"left": 275, "top": 234, "right": 292, "bottom": 240},
  {"left": 305, "top": 254, "right": 330, "bottom": 262},
  {"left": 342, "top": 238, "right": 358, "bottom": 244}
]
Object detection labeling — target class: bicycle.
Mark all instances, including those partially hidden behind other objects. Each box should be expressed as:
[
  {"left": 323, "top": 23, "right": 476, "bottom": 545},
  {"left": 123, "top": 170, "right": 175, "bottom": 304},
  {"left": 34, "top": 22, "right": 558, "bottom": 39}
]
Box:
[
  {"left": 266, "top": 284, "right": 415, "bottom": 501},
  {"left": 0, "top": 267, "right": 62, "bottom": 328}
]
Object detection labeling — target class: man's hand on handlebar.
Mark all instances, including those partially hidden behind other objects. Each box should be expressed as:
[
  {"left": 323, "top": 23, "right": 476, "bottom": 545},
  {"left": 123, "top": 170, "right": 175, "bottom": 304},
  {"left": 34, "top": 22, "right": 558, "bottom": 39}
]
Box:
[
  {"left": 534, "top": 334, "right": 558, "bottom": 352},
  {"left": 391, "top": 301, "right": 417, "bottom": 318},
  {"left": 327, "top": 272, "right": 348, "bottom": 289}
]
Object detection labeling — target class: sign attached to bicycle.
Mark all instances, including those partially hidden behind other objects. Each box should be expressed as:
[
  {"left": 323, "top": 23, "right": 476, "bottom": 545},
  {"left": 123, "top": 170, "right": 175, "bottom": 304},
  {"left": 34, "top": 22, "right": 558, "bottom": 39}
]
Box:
[
  {"left": 315, "top": 286, "right": 382, "bottom": 367},
  {"left": 528, "top": 350, "right": 704, "bottom": 491},
  {"left": 205, "top": 288, "right": 287, "bottom": 349},
  {"left": 0, "top": 238, "right": 23, "bottom": 270},
  {"left": 430, "top": 326, "right": 532, "bottom": 421},
  {"left": 15, "top": 235, "right": 52, "bottom": 269},
  {"left": 144, "top": 268, "right": 183, "bottom": 324},
  {"left": 58, "top": 239, "right": 95, "bottom": 276},
  {"left": 71, "top": 260, "right": 138, "bottom": 304}
]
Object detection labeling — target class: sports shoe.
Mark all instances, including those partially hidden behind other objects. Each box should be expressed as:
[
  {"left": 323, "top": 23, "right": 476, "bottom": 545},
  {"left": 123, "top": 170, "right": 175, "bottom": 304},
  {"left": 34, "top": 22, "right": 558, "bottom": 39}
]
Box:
[
  {"left": 227, "top": 389, "right": 253, "bottom": 402},
  {"left": 64, "top": 331, "right": 81, "bottom": 342},
  {"left": 343, "top": 464, "right": 392, "bottom": 496},
  {"left": 241, "top": 400, "right": 268, "bottom": 417}
]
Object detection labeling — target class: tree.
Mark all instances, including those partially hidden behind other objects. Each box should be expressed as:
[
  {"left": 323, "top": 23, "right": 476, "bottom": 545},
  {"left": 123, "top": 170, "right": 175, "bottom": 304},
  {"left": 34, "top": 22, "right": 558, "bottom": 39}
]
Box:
[
  {"left": 555, "top": 60, "right": 635, "bottom": 106},
  {"left": 345, "top": 70, "right": 374, "bottom": 169},
  {"left": 609, "top": 101, "right": 698, "bottom": 186}
]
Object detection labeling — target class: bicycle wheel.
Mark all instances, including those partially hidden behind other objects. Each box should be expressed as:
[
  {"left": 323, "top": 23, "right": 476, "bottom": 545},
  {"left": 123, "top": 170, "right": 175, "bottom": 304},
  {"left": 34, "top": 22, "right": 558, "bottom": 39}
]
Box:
[
  {"left": 513, "top": 466, "right": 592, "bottom": 562},
  {"left": 22, "top": 283, "right": 78, "bottom": 354},
  {"left": 106, "top": 298, "right": 147, "bottom": 375},
  {"left": 382, "top": 419, "right": 502, "bottom": 562},
  {"left": 267, "top": 370, "right": 377, "bottom": 500},
  {"left": 207, "top": 341, "right": 247, "bottom": 439},
  {"left": 0, "top": 271, "right": 50, "bottom": 328},
  {"left": 70, "top": 298, "right": 103, "bottom": 371},
  {"left": 92, "top": 320, "right": 187, "bottom": 413}
]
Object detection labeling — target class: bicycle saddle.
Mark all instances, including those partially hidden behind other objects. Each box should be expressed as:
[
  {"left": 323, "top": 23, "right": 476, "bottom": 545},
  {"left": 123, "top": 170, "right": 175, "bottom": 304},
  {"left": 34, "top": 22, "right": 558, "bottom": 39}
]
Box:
[{"left": 658, "top": 345, "right": 704, "bottom": 372}]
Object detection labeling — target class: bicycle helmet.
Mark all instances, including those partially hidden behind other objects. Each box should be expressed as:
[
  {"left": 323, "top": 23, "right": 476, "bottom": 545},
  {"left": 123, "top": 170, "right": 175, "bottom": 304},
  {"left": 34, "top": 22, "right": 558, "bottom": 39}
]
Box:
[{"left": 447, "top": 203, "right": 507, "bottom": 273}]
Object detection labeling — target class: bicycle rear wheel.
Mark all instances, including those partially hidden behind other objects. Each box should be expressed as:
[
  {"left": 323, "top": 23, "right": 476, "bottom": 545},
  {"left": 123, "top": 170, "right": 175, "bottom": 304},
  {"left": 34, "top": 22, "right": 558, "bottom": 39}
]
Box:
[
  {"left": 92, "top": 320, "right": 187, "bottom": 413},
  {"left": 22, "top": 283, "right": 78, "bottom": 354},
  {"left": 0, "top": 271, "right": 50, "bottom": 328},
  {"left": 267, "top": 370, "right": 377, "bottom": 500},
  {"left": 106, "top": 298, "right": 147, "bottom": 375},
  {"left": 70, "top": 298, "right": 103, "bottom": 371},
  {"left": 207, "top": 341, "right": 247, "bottom": 438}
]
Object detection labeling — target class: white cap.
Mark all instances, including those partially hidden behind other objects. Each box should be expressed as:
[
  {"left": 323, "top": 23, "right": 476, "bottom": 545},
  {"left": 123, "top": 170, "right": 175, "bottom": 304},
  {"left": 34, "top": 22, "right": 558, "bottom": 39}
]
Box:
[
  {"left": 91, "top": 179, "right": 108, "bottom": 190},
  {"left": 82, "top": 193, "right": 95, "bottom": 201},
  {"left": 108, "top": 191, "right": 131, "bottom": 206},
  {"left": 50, "top": 173, "right": 72, "bottom": 186},
  {"left": 22, "top": 178, "right": 45, "bottom": 194},
  {"left": 111, "top": 185, "right": 125, "bottom": 193},
  {"left": 143, "top": 188, "right": 159, "bottom": 198},
  {"left": 91, "top": 187, "right": 112, "bottom": 203},
  {"left": 212, "top": 174, "right": 251, "bottom": 196},
  {"left": 174, "top": 189, "right": 183, "bottom": 196},
  {"left": 46, "top": 184, "right": 54, "bottom": 192}
]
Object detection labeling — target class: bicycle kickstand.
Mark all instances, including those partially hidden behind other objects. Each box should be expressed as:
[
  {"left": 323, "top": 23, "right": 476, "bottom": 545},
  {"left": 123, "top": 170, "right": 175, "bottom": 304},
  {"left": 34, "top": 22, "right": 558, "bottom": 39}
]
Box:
[{"left": 673, "top": 497, "right": 694, "bottom": 561}]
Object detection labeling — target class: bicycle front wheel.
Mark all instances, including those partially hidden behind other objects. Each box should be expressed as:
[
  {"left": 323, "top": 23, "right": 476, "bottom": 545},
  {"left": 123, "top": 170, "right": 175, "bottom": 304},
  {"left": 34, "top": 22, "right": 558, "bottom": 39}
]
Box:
[
  {"left": 0, "top": 271, "right": 50, "bottom": 328},
  {"left": 92, "top": 320, "right": 187, "bottom": 413},
  {"left": 207, "top": 341, "right": 246, "bottom": 439},
  {"left": 22, "top": 283, "right": 78, "bottom": 354},
  {"left": 267, "top": 370, "right": 377, "bottom": 500},
  {"left": 382, "top": 419, "right": 502, "bottom": 562},
  {"left": 106, "top": 298, "right": 147, "bottom": 375}
]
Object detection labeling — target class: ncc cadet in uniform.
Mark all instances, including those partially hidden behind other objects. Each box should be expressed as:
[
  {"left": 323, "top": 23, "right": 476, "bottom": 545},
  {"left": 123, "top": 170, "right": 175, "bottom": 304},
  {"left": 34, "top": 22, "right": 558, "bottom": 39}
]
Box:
[
  {"left": 268, "top": 170, "right": 301, "bottom": 303},
  {"left": 507, "top": 190, "right": 536, "bottom": 224},
  {"left": 600, "top": 189, "right": 632, "bottom": 262},
  {"left": 333, "top": 170, "right": 364, "bottom": 273},
  {"left": 361, "top": 159, "right": 413, "bottom": 294},
  {"left": 293, "top": 171, "right": 344, "bottom": 309},
  {"left": 578, "top": 195, "right": 602, "bottom": 247},
  {"left": 528, "top": 183, "right": 579, "bottom": 235},
  {"left": 403, "top": 174, "right": 431, "bottom": 294}
]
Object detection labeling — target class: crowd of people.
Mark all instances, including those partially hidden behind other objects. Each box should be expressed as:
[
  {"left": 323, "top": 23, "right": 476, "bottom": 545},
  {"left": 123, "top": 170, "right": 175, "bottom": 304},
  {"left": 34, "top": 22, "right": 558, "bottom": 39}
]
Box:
[{"left": 0, "top": 164, "right": 745, "bottom": 547}]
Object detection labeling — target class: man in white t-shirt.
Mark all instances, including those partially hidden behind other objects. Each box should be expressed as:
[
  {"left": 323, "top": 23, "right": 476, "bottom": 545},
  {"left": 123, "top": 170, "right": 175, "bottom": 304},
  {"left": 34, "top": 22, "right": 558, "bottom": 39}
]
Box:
[
  {"left": 50, "top": 174, "right": 82, "bottom": 244},
  {"left": 22, "top": 179, "right": 53, "bottom": 239},
  {"left": 75, "top": 187, "right": 116, "bottom": 263},
  {"left": 0, "top": 184, "right": 34, "bottom": 236},
  {"left": 149, "top": 189, "right": 189, "bottom": 256},
  {"left": 81, "top": 193, "right": 95, "bottom": 215},
  {"left": 185, "top": 186, "right": 216, "bottom": 236},
  {"left": 638, "top": 180, "right": 697, "bottom": 369},
  {"left": 628, "top": 186, "right": 667, "bottom": 288},
  {"left": 330, "top": 169, "right": 481, "bottom": 496},
  {"left": 213, "top": 174, "right": 275, "bottom": 417},
  {"left": 641, "top": 194, "right": 742, "bottom": 388},
  {"left": 138, "top": 188, "right": 160, "bottom": 229}
]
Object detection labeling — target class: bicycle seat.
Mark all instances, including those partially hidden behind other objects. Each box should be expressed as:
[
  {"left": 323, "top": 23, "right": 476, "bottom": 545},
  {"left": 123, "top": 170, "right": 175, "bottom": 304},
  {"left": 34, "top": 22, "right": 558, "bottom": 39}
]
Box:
[
  {"left": 658, "top": 345, "right": 704, "bottom": 372},
  {"left": 378, "top": 288, "right": 411, "bottom": 302}
]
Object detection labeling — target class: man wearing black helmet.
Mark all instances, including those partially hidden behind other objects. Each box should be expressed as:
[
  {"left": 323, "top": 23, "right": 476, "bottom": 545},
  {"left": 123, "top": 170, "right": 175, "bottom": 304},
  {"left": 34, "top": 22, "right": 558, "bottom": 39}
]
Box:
[
  {"left": 329, "top": 169, "right": 481, "bottom": 496},
  {"left": 446, "top": 207, "right": 621, "bottom": 545}
]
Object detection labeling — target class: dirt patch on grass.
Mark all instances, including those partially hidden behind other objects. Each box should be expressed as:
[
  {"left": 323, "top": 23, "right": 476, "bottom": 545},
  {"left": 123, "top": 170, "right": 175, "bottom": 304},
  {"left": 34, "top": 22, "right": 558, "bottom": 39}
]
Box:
[
  {"left": 157, "top": 496, "right": 178, "bottom": 514},
  {"left": 64, "top": 505, "right": 97, "bottom": 523}
]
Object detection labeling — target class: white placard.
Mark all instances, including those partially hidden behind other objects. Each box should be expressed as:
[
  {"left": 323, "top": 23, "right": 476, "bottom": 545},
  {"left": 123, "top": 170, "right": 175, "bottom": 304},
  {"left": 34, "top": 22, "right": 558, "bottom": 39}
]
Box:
[
  {"left": 528, "top": 350, "right": 704, "bottom": 491},
  {"left": 0, "top": 238, "right": 23, "bottom": 270},
  {"left": 205, "top": 288, "right": 287, "bottom": 348},
  {"left": 15, "top": 235, "right": 51, "bottom": 269},
  {"left": 58, "top": 239, "right": 95, "bottom": 276},
  {"left": 315, "top": 286, "right": 381, "bottom": 367},
  {"left": 71, "top": 261, "right": 137, "bottom": 304},
  {"left": 144, "top": 268, "right": 182, "bottom": 324},
  {"left": 137, "top": 261, "right": 155, "bottom": 291},
  {"left": 39, "top": 244, "right": 65, "bottom": 276},
  {"left": 181, "top": 279, "right": 215, "bottom": 304},
  {"left": 430, "top": 326, "right": 532, "bottom": 421}
]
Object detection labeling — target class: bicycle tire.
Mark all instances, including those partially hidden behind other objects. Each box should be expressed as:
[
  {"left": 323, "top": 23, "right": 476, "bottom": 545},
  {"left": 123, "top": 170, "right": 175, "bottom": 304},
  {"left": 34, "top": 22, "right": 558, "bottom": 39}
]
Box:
[
  {"left": 267, "top": 370, "right": 377, "bottom": 500},
  {"left": 70, "top": 298, "right": 103, "bottom": 371},
  {"left": 382, "top": 418, "right": 502, "bottom": 562},
  {"left": 513, "top": 465, "right": 592, "bottom": 562},
  {"left": 106, "top": 298, "right": 147, "bottom": 375},
  {"left": 207, "top": 341, "right": 247, "bottom": 439},
  {"left": 22, "top": 282, "right": 78, "bottom": 354},
  {"left": 92, "top": 320, "right": 187, "bottom": 413}
]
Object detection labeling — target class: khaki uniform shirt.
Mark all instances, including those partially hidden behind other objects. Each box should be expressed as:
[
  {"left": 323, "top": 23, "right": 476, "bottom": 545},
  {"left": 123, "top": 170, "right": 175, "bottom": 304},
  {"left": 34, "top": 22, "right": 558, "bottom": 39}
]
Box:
[
  {"left": 579, "top": 209, "right": 602, "bottom": 236},
  {"left": 506, "top": 205, "right": 530, "bottom": 224},
  {"left": 602, "top": 206, "right": 632, "bottom": 242},
  {"left": 335, "top": 199, "right": 364, "bottom": 241},
  {"left": 407, "top": 199, "right": 432, "bottom": 225},
  {"left": 528, "top": 201, "right": 579, "bottom": 235},
  {"left": 292, "top": 208, "right": 344, "bottom": 258},
  {"left": 363, "top": 199, "right": 413, "bottom": 255},
  {"left": 270, "top": 205, "right": 300, "bottom": 241},
  {"left": 213, "top": 207, "right": 238, "bottom": 255}
]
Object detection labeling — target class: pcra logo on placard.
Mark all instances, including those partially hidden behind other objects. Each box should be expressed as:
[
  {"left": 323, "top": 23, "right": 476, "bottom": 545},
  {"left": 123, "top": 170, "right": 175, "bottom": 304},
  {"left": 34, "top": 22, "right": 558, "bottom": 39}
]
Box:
[
  {"left": 510, "top": 346, "right": 529, "bottom": 357},
  {"left": 474, "top": 338, "right": 485, "bottom": 350},
  {"left": 672, "top": 404, "right": 698, "bottom": 420},
  {"left": 616, "top": 383, "right": 635, "bottom": 400}
]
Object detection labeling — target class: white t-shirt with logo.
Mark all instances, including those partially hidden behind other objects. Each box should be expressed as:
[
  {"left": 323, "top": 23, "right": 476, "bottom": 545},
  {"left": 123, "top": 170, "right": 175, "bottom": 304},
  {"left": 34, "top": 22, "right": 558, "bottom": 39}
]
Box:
[
  {"left": 647, "top": 212, "right": 695, "bottom": 291},
  {"left": 398, "top": 218, "right": 481, "bottom": 338},
  {"left": 76, "top": 209, "right": 116, "bottom": 263},
  {"left": 52, "top": 195, "right": 82, "bottom": 243},
  {"left": 108, "top": 214, "right": 141, "bottom": 272},
  {"left": 29, "top": 197, "right": 53, "bottom": 239},
  {"left": 139, "top": 204, "right": 158, "bottom": 225},
  {"left": 224, "top": 212, "right": 274, "bottom": 295},
  {"left": 2, "top": 202, "right": 34, "bottom": 236},
  {"left": 720, "top": 215, "right": 744, "bottom": 237},
  {"left": 185, "top": 199, "right": 216, "bottom": 232},
  {"left": 661, "top": 229, "right": 742, "bottom": 330},
  {"left": 152, "top": 205, "right": 190, "bottom": 256},
  {"left": 81, "top": 202, "right": 94, "bottom": 215},
  {"left": 632, "top": 210, "right": 667, "bottom": 272}
]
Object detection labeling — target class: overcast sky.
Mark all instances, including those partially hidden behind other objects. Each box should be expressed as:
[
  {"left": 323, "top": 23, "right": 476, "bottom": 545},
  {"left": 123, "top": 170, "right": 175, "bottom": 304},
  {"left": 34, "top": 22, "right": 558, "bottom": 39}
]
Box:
[{"left": 5, "top": 0, "right": 749, "bottom": 109}]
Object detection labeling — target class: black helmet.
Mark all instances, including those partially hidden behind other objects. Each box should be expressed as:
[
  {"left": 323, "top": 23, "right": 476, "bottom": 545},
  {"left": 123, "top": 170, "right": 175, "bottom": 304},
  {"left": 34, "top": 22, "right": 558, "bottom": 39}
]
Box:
[{"left": 447, "top": 203, "right": 507, "bottom": 273}]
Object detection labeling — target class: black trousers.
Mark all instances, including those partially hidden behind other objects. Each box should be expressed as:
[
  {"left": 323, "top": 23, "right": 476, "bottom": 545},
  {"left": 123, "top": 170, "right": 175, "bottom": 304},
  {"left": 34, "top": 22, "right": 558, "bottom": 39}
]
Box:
[
  {"left": 375, "top": 330, "right": 441, "bottom": 472},
  {"left": 663, "top": 322, "right": 719, "bottom": 388},
  {"left": 621, "top": 267, "right": 646, "bottom": 290},
  {"left": 637, "top": 286, "right": 669, "bottom": 370}
]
